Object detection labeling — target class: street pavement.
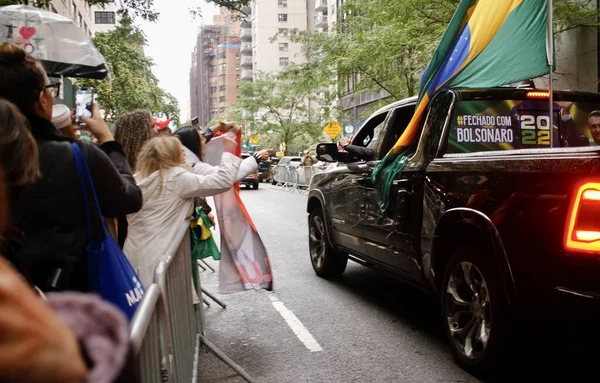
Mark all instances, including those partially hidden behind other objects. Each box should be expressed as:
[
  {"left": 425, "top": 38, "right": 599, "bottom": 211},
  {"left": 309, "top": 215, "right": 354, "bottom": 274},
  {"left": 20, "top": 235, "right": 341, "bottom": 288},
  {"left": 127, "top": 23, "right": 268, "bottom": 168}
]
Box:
[{"left": 197, "top": 183, "right": 598, "bottom": 383}]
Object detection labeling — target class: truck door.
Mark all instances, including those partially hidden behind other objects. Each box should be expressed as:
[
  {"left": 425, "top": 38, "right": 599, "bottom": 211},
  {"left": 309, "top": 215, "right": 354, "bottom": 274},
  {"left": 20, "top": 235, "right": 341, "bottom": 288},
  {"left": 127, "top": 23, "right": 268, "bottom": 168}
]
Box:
[
  {"left": 362, "top": 104, "right": 416, "bottom": 273},
  {"left": 328, "top": 112, "right": 389, "bottom": 255}
]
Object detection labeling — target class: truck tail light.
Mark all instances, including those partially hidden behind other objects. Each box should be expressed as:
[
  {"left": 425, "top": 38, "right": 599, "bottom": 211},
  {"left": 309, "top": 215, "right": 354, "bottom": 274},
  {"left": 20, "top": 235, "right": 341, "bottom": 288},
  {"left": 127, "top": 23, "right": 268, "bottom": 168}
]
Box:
[
  {"left": 526, "top": 91, "right": 550, "bottom": 99},
  {"left": 565, "top": 182, "right": 600, "bottom": 253}
]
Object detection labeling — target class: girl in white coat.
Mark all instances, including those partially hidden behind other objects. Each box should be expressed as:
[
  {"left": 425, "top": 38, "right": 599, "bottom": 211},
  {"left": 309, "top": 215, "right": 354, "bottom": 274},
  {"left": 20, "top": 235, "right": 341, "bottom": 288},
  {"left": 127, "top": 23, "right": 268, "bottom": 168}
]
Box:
[{"left": 123, "top": 136, "right": 241, "bottom": 286}]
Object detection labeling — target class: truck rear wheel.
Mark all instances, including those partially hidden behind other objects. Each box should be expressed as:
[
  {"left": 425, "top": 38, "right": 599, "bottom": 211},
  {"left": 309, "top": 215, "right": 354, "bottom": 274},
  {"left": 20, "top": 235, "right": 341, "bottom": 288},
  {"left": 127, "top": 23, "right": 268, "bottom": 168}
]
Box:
[
  {"left": 441, "top": 246, "right": 508, "bottom": 376},
  {"left": 308, "top": 207, "right": 347, "bottom": 278}
]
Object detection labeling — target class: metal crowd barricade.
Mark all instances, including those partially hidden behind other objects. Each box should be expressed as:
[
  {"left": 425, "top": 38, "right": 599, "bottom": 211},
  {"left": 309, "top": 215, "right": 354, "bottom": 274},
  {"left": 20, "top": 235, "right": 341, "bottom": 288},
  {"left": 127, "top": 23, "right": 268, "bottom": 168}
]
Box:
[
  {"left": 154, "top": 224, "right": 199, "bottom": 382},
  {"left": 130, "top": 284, "right": 168, "bottom": 383},
  {"left": 274, "top": 165, "right": 325, "bottom": 193},
  {"left": 130, "top": 221, "right": 256, "bottom": 383}
]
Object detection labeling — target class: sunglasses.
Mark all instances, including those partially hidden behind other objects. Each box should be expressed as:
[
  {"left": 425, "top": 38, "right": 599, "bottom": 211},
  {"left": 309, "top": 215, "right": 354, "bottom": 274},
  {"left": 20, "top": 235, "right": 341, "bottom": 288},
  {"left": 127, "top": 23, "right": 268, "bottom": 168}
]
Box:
[{"left": 43, "top": 81, "right": 61, "bottom": 98}]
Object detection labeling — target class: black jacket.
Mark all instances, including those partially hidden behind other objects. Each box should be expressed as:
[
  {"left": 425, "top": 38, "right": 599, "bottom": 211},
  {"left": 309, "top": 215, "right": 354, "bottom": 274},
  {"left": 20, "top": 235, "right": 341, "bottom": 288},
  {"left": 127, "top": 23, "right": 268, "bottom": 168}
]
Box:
[
  {"left": 10, "top": 115, "right": 142, "bottom": 292},
  {"left": 344, "top": 144, "right": 376, "bottom": 162}
]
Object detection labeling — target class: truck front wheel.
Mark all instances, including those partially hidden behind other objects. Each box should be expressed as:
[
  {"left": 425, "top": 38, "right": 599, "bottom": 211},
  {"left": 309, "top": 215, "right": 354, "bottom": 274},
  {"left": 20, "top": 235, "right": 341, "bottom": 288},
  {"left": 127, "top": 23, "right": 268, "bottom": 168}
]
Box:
[
  {"left": 441, "top": 246, "right": 508, "bottom": 376},
  {"left": 308, "top": 207, "right": 347, "bottom": 279}
]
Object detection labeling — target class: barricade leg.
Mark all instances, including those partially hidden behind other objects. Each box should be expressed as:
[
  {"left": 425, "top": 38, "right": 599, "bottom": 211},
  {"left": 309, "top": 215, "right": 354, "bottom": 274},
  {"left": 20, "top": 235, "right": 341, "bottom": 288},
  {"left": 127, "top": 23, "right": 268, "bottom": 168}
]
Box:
[
  {"left": 198, "top": 258, "right": 215, "bottom": 272},
  {"left": 200, "top": 335, "right": 257, "bottom": 383},
  {"left": 201, "top": 287, "right": 227, "bottom": 309}
]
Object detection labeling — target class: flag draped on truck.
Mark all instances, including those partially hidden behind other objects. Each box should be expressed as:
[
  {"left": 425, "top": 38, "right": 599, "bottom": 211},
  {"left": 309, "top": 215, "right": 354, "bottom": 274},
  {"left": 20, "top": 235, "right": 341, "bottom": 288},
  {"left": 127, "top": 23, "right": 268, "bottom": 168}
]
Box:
[{"left": 373, "top": 0, "right": 551, "bottom": 211}]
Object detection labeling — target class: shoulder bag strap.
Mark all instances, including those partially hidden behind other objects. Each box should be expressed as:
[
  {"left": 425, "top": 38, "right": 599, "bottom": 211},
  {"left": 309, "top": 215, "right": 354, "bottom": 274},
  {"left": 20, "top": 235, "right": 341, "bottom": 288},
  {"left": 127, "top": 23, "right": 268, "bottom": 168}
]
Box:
[{"left": 71, "top": 142, "right": 108, "bottom": 240}]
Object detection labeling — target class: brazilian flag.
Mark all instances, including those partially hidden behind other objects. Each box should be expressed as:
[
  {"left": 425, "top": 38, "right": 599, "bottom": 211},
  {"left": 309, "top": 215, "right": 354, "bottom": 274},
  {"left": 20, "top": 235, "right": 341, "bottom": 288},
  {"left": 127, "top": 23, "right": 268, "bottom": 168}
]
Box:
[{"left": 373, "top": 0, "right": 551, "bottom": 211}]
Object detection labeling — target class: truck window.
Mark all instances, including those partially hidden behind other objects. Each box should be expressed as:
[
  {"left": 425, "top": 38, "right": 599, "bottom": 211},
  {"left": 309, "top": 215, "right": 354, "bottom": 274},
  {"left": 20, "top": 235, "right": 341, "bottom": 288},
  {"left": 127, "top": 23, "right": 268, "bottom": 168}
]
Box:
[
  {"left": 445, "top": 99, "right": 600, "bottom": 154},
  {"left": 366, "top": 121, "right": 385, "bottom": 149},
  {"left": 353, "top": 111, "right": 389, "bottom": 149},
  {"left": 374, "top": 105, "right": 416, "bottom": 158}
]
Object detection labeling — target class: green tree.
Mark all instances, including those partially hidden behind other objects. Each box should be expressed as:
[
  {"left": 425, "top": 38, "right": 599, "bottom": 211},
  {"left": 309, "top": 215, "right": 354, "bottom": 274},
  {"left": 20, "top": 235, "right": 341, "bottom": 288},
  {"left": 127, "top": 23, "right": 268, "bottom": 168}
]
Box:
[
  {"left": 233, "top": 71, "right": 332, "bottom": 156},
  {"left": 77, "top": 17, "right": 179, "bottom": 122}
]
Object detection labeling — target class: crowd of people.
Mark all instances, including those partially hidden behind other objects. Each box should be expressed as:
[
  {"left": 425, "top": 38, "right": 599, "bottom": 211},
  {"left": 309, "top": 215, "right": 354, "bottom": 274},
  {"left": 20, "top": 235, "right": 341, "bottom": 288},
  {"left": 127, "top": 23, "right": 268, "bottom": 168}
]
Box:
[{"left": 0, "top": 42, "right": 267, "bottom": 382}]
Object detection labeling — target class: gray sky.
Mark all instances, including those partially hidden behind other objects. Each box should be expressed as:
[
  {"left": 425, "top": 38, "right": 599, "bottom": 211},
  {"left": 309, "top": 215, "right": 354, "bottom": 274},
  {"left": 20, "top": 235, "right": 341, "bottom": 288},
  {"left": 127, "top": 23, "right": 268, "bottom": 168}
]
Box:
[{"left": 140, "top": 0, "right": 218, "bottom": 122}]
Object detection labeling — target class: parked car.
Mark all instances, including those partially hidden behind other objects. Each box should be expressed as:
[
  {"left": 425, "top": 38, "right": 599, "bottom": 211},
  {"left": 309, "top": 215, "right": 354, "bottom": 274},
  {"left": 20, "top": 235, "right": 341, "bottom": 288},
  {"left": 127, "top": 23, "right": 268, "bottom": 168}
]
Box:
[
  {"left": 307, "top": 88, "right": 600, "bottom": 374},
  {"left": 240, "top": 153, "right": 259, "bottom": 189},
  {"left": 271, "top": 156, "right": 302, "bottom": 185}
]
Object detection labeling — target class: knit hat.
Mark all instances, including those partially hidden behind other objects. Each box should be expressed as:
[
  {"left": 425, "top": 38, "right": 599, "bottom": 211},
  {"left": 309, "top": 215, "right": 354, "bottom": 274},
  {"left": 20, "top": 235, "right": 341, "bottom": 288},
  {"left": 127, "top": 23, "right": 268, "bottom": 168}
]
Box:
[{"left": 51, "top": 104, "right": 72, "bottom": 130}]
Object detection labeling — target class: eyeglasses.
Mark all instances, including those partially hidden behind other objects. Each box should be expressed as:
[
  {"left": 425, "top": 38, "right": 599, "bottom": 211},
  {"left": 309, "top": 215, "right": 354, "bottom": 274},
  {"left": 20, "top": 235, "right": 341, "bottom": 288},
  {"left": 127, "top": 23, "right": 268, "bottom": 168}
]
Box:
[{"left": 43, "top": 81, "right": 61, "bottom": 98}]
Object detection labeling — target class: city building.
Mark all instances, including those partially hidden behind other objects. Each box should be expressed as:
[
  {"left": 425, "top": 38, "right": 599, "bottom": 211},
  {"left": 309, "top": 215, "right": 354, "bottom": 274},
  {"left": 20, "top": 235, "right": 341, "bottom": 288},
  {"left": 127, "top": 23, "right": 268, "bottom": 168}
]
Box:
[
  {"left": 49, "top": 0, "right": 94, "bottom": 37},
  {"left": 190, "top": 8, "right": 241, "bottom": 126},
  {"left": 241, "top": 0, "right": 310, "bottom": 81},
  {"left": 91, "top": 0, "right": 123, "bottom": 35}
]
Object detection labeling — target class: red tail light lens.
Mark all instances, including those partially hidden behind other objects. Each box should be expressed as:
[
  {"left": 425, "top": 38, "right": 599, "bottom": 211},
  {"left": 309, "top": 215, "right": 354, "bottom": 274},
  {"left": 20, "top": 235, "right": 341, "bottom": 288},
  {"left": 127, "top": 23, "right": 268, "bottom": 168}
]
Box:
[{"left": 565, "top": 182, "right": 600, "bottom": 253}]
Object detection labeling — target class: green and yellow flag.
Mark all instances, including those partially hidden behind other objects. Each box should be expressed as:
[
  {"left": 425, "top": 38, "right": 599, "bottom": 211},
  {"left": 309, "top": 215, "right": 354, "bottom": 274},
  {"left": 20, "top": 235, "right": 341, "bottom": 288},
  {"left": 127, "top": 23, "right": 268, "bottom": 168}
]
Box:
[{"left": 373, "top": 0, "right": 550, "bottom": 211}]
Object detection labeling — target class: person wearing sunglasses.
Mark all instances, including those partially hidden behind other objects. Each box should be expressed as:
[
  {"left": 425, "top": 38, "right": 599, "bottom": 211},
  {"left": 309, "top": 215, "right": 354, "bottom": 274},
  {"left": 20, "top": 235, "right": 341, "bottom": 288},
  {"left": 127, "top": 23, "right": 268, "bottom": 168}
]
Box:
[{"left": 0, "top": 42, "right": 143, "bottom": 292}]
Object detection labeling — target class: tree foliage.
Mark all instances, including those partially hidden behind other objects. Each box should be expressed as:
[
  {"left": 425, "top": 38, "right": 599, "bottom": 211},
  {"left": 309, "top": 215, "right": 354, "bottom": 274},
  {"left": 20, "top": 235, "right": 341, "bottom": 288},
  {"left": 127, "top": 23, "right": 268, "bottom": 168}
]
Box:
[
  {"left": 283, "top": 0, "right": 600, "bottom": 111},
  {"left": 77, "top": 17, "right": 179, "bottom": 123},
  {"left": 233, "top": 69, "right": 336, "bottom": 155}
]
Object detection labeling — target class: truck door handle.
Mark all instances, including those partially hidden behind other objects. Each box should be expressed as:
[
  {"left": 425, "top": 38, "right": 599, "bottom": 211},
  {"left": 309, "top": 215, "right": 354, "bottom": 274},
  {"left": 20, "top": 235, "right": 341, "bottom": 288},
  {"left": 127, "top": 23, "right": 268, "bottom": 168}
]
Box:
[
  {"left": 393, "top": 179, "right": 412, "bottom": 191},
  {"left": 393, "top": 179, "right": 409, "bottom": 187}
]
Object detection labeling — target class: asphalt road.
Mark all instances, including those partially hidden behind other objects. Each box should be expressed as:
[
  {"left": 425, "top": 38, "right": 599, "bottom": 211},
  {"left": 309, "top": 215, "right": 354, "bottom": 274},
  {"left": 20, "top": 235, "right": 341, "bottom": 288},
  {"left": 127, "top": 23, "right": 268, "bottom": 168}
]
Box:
[{"left": 197, "top": 183, "right": 598, "bottom": 383}]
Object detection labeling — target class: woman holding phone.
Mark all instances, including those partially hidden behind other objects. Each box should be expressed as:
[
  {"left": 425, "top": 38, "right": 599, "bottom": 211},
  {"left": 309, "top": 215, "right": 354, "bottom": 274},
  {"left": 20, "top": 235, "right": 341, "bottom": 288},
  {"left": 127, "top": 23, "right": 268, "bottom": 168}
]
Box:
[{"left": 0, "top": 43, "right": 143, "bottom": 292}]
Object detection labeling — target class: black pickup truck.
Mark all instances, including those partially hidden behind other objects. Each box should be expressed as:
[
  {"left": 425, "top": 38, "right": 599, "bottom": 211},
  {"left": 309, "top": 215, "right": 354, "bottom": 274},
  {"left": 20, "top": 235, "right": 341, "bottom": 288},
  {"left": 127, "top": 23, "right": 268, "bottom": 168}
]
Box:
[{"left": 307, "top": 88, "right": 600, "bottom": 374}]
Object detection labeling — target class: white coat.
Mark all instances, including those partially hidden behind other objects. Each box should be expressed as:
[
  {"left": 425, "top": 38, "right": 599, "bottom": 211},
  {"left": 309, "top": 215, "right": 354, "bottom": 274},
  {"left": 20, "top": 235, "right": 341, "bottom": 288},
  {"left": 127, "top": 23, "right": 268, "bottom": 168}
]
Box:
[
  {"left": 182, "top": 146, "right": 258, "bottom": 180},
  {"left": 123, "top": 153, "right": 241, "bottom": 286}
]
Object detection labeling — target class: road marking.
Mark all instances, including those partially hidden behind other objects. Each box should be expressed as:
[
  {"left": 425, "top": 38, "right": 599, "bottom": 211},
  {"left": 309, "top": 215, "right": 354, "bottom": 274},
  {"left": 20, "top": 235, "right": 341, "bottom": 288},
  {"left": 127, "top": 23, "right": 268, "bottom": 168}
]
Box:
[{"left": 268, "top": 294, "right": 323, "bottom": 352}]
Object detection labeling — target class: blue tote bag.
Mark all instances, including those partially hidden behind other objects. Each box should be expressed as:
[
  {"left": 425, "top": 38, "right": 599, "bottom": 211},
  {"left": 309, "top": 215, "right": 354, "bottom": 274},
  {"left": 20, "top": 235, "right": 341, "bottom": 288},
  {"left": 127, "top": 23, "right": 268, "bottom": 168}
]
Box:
[{"left": 72, "top": 143, "right": 144, "bottom": 321}]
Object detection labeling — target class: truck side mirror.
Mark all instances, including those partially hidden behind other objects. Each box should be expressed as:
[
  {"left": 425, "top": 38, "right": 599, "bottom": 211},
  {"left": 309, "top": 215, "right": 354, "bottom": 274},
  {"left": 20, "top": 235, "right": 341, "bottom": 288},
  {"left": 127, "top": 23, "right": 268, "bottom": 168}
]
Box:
[{"left": 316, "top": 143, "right": 339, "bottom": 163}]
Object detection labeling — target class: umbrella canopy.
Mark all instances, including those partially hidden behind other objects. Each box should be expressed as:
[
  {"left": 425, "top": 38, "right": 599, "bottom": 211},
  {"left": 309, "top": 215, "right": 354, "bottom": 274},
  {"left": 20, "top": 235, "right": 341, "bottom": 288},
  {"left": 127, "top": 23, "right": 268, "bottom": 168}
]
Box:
[{"left": 0, "top": 5, "right": 109, "bottom": 79}]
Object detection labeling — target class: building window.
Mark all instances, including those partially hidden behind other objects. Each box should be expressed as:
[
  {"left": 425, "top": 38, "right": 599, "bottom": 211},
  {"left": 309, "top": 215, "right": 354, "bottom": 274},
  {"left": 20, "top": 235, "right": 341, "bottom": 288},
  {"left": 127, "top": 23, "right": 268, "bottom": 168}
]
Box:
[
  {"left": 279, "top": 43, "right": 289, "bottom": 52},
  {"left": 209, "top": 66, "right": 216, "bottom": 72},
  {"left": 210, "top": 86, "right": 217, "bottom": 93},
  {"left": 218, "top": 52, "right": 227, "bottom": 59},
  {"left": 236, "top": 74, "right": 240, "bottom": 80},
  {"left": 219, "top": 85, "right": 226, "bottom": 91},
  {"left": 219, "top": 63, "right": 227, "bottom": 70},
  {"left": 236, "top": 52, "right": 240, "bottom": 58},
  {"left": 279, "top": 57, "right": 289, "bottom": 66},
  {"left": 95, "top": 11, "right": 116, "bottom": 24},
  {"left": 278, "top": 28, "right": 288, "bottom": 35},
  {"left": 278, "top": 14, "right": 288, "bottom": 22},
  {"left": 278, "top": 0, "right": 288, "bottom": 7},
  {"left": 219, "top": 96, "right": 226, "bottom": 103},
  {"left": 236, "top": 64, "right": 240, "bottom": 70}
]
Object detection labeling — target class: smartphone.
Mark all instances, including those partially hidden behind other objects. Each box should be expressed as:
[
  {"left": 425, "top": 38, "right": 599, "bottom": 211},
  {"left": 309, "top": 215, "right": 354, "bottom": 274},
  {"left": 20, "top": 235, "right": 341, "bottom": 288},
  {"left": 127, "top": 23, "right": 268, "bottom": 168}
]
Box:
[{"left": 75, "top": 88, "right": 94, "bottom": 125}]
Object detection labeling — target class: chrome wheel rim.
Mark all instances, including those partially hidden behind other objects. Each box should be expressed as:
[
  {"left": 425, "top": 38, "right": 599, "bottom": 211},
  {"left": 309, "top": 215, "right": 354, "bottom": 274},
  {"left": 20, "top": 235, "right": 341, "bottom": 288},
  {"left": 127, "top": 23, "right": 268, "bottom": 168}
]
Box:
[
  {"left": 445, "top": 261, "right": 491, "bottom": 359},
  {"left": 309, "top": 215, "right": 326, "bottom": 269}
]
